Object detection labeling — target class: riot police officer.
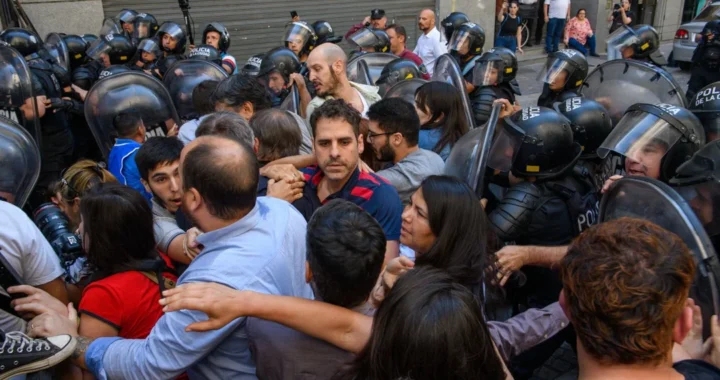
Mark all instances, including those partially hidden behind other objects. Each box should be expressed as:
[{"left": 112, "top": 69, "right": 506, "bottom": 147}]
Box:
[
  {"left": 116, "top": 9, "right": 138, "bottom": 36},
  {"left": 311, "top": 20, "right": 342, "bottom": 47},
  {"left": 375, "top": 58, "right": 422, "bottom": 96},
  {"left": 74, "top": 33, "right": 135, "bottom": 90},
  {"left": 690, "top": 81, "right": 720, "bottom": 142},
  {"left": 156, "top": 22, "right": 187, "bottom": 77},
  {"left": 131, "top": 13, "right": 159, "bottom": 45},
  {"left": 240, "top": 53, "right": 264, "bottom": 77},
  {"left": 468, "top": 51, "right": 515, "bottom": 125},
  {"left": 607, "top": 24, "right": 666, "bottom": 66},
  {"left": 63, "top": 34, "right": 89, "bottom": 71},
  {"left": 554, "top": 96, "right": 613, "bottom": 189},
  {"left": 536, "top": 49, "right": 588, "bottom": 108},
  {"left": 202, "top": 23, "right": 235, "bottom": 74},
  {"left": 347, "top": 27, "right": 391, "bottom": 54},
  {"left": 447, "top": 22, "right": 491, "bottom": 126},
  {"left": 687, "top": 20, "right": 720, "bottom": 103},
  {"left": 130, "top": 38, "right": 162, "bottom": 77},
  {"left": 440, "top": 12, "right": 471, "bottom": 45},
  {"left": 284, "top": 21, "right": 316, "bottom": 64},
  {"left": 257, "top": 47, "right": 302, "bottom": 107},
  {"left": 598, "top": 103, "right": 705, "bottom": 190},
  {"left": 187, "top": 44, "right": 223, "bottom": 68},
  {"left": 488, "top": 46, "right": 521, "bottom": 101},
  {"left": 0, "top": 28, "right": 74, "bottom": 207}
]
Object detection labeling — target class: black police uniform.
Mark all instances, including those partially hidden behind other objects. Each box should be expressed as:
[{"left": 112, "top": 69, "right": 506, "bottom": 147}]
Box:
[
  {"left": 258, "top": 47, "right": 302, "bottom": 108},
  {"left": 688, "top": 21, "right": 720, "bottom": 103},
  {"left": 447, "top": 22, "right": 487, "bottom": 126},
  {"left": 536, "top": 50, "right": 588, "bottom": 108}
]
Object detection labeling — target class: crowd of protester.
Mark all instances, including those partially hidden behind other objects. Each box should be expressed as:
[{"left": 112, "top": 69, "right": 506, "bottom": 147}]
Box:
[{"left": 1, "top": 4, "right": 720, "bottom": 380}]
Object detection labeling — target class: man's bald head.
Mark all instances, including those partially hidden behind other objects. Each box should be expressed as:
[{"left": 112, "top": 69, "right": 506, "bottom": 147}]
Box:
[
  {"left": 309, "top": 43, "right": 347, "bottom": 66},
  {"left": 181, "top": 135, "right": 259, "bottom": 219},
  {"left": 418, "top": 9, "right": 437, "bottom": 32}
]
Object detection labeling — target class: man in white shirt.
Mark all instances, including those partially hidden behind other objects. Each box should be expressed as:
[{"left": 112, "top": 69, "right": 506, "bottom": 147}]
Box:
[
  {"left": 414, "top": 9, "right": 447, "bottom": 77},
  {"left": 544, "top": 0, "right": 571, "bottom": 54}
]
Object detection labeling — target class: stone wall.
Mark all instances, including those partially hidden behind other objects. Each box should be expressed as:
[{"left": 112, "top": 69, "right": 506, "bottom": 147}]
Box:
[{"left": 16, "top": 0, "right": 104, "bottom": 38}]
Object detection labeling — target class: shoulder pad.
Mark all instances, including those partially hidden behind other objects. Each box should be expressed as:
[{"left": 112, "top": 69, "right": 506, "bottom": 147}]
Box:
[
  {"left": 488, "top": 182, "right": 544, "bottom": 242},
  {"left": 509, "top": 79, "right": 522, "bottom": 95}
]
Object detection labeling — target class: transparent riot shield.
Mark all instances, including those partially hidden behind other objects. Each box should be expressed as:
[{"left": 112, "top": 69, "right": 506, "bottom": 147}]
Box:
[
  {"left": 579, "top": 59, "right": 687, "bottom": 126},
  {"left": 0, "top": 116, "right": 41, "bottom": 207},
  {"left": 432, "top": 53, "right": 475, "bottom": 129},
  {"left": 444, "top": 104, "right": 502, "bottom": 196},
  {"left": 85, "top": 72, "right": 180, "bottom": 159},
  {"left": 346, "top": 52, "right": 396, "bottom": 85},
  {"left": 0, "top": 45, "right": 41, "bottom": 146},
  {"left": 600, "top": 176, "right": 720, "bottom": 338},
  {"left": 45, "top": 33, "right": 70, "bottom": 71},
  {"left": 163, "top": 60, "right": 228, "bottom": 120},
  {"left": 279, "top": 85, "right": 301, "bottom": 115},
  {"left": 100, "top": 18, "right": 123, "bottom": 37},
  {"left": 385, "top": 79, "right": 428, "bottom": 105},
  {"left": 355, "top": 60, "right": 372, "bottom": 86}
]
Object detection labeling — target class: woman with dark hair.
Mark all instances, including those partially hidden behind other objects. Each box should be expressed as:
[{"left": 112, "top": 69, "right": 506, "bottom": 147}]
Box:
[
  {"left": 414, "top": 82, "right": 470, "bottom": 161},
  {"left": 161, "top": 267, "right": 508, "bottom": 380}
]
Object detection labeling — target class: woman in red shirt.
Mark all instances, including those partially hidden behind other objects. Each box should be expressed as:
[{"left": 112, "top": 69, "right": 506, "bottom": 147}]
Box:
[{"left": 564, "top": 9, "right": 600, "bottom": 57}]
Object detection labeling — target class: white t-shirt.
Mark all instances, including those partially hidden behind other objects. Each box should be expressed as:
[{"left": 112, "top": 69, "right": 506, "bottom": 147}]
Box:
[
  {"left": 355, "top": 89, "right": 370, "bottom": 117},
  {"left": 0, "top": 202, "right": 64, "bottom": 332},
  {"left": 545, "top": 0, "right": 571, "bottom": 19},
  {"left": 413, "top": 28, "right": 447, "bottom": 77}
]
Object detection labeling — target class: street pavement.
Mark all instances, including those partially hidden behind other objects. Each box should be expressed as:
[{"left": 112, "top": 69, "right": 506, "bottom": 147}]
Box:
[{"left": 514, "top": 42, "right": 689, "bottom": 108}]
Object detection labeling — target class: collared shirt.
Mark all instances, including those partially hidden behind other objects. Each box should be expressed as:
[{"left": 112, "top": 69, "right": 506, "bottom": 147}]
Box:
[
  {"left": 85, "top": 197, "right": 314, "bottom": 380},
  {"left": 413, "top": 28, "right": 447, "bottom": 77},
  {"left": 377, "top": 148, "right": 445, "bottom": 205},
  {"left": 300, "top": 166, "right": 403, "bottom": 240},
  {"left": 151, "top": 197, "right": 184, "bottom": 253},
  {"left": 178, "top": 115, "right": 209, "bottom": 145},
  {"left": 397, "top": 49, "right": 431, "bottom": 80},
  {"left": 108, "top": 138, "right": 151, "bottom": 201}
]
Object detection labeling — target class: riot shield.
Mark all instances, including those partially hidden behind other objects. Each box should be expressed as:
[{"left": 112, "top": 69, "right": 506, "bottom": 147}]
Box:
[
  {"left": 0, "top": 45, "right": 41, "bottom": 146},
  {"left": 385, "top": 78, "right": 428, "bottom": 105},
  {"left": 355, "top": 60, "right": 372, "bottom": 86},
  {"left": 45, "top": 33, "right": 70, "bottom": 71},
  {"left": 444, "top": 103, "right": 501, "bottom": 196},
  {"left": 279, "top": 85, "right": 301, "bottom": 115},
  {"left": 0, "top": 116, "right": 41, "bottom": 207},
  {"left": 100, "top": 18, "right": 122, "bottom": 37},
  {"left": 162, "top": 60, "right": 228, "bottom": 120},
  {"left": 346, "top": 53, "right": 396, "bottom": 85},
  {"left": 600, "top": 176, "right": 720, "bottom": 338},
  {"left": 579, "top": 59, "right": 687, "bottom": 126},
  {"left": 432, "top": 53, "right": 475, "bottom": 129},
  {"left": 85, "top": 72, "right": 180, "bottom": 159}
]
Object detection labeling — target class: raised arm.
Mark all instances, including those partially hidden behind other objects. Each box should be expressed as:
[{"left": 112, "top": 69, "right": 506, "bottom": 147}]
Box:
[{"left": 160, "top": 283, "right": 373, "bottom": 354}]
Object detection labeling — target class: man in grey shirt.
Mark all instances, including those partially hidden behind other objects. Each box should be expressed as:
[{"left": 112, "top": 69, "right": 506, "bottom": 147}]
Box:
[
  {"left": 366, "top": 98, "right": 445, "bottom": 204},
  {"left": 35, "top": 135, "right": 314, "bottom": 379},
  {"left": 247, "top": 199, "right": 386, "bottom": 380}
]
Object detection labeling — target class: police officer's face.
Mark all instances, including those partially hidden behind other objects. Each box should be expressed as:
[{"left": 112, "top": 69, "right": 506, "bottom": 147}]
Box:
[
  {"left": 625, "top": 142, "right": 666, "bottom": 179},
  {"left": 371, "top": 17, "right": 387, "bottom": 29},
  {"left": 288, "top": 37, "right": 304, "bottom": 55},
  {"left": 484, "top": 67, "right": 499, "bottom": 85},
  {"left": 457, "top": 38, "right": 470, "bottom": 56},
  {"left": 206, "top": 31, "right": 221, "bottom": 49},
  {"left": 267, "top": 72, "right": 285, "bottom": 93},
  {"left": 100, "top": 53, "right": 111, "bottom": 68},
  {"left": 122, "top": 22, "right": 134, "bottom": 33},
  {"left": 143, "top": 160, "right": 183, "bottom": 213},
  {"left": 367, "top": 120, "right": 396, "bottom": 161},
  {"left": 401, "top": 188, "right": 436, "bottom": 253},
  {"left": 621, "top": 46, "right": 634, "bottom": 59},
  {"left": 313, "top": 118, "right": 363, "bottom": 183},
  {"left": 163, "top": 34, "right": 178, "bottom": 50},
  {"left": 138, "top": 24, "right": 149, "bottom": 38},
  {"left": 141, "top": 51, "right": 156, "bottom": 63},
  {"left": 549, "top": 69, "right": 568, "bottom": 91}
]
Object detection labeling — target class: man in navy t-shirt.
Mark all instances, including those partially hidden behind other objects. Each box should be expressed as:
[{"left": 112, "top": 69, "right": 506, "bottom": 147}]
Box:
[{"left": 301, "top": 99, "right": 402, "bottom": 263}]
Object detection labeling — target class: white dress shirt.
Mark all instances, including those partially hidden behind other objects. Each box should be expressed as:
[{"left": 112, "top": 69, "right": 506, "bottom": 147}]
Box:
[{"left": 413, "top": 28, "right": 447, "bottom": 77}]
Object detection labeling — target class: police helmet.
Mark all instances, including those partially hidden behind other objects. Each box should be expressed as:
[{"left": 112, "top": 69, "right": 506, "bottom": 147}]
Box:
[
  {"left": 376, "top": 58, "right": 421, "bottom": 85},
  {"left": 312, "top": 20, "right": 342, "bottom": 46},
  {"left": 348, "top": 27, "right": 390, "bottom": 53},
  {"left": 448, "top": 22, "right": 485, "bottom": 59},
  {"left": 538, "top": 49, "right": 588, "bottom": 92},
  {"left": 63, "top": 34, "right": 89, "bottom": 69},
  {"left": 241, "top": 53, "right": 264, "bottom": 77},
  {"left": 87, "top": 33, "right": 136, "bottom": 65},
  {"left": 554, "top": 97, "right": 613, "bottom": 159},
  {"left": 0, "top": 28, "right": 42, "bottom": 57},
  {"left": 691, "top": 81, "right": 720, "bottom": 142},
  {"left": 116, "top": 9, "right": 138, "bottom": 24},
  {"left": 203, "top": 23, "right": 231, "bottom": 53},
  {"left": 488, "top": 46, "right": 518, "bottom": 82},
  {"left": 441, "top": 12, "right": 471, "bottom": 43},
  {"left": 133, "top": 13, "right": 159, "bottom": 40},
  {"left": 157, "top": 22, "right": 188, "bottom": 54},
  {"left": 258, "top": 47, "right": 301, "bottom": 81},
  {"left": 284, "top": 21, "right": 317, "bottom": 56},
  {"left": 188, "top": 44, "right": 223, "bottom": 66}
]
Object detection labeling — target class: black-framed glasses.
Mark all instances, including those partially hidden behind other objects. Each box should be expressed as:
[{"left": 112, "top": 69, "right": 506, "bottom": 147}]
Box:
[{"left": 367, "top": 130, "right": 395, "bottom": 141}]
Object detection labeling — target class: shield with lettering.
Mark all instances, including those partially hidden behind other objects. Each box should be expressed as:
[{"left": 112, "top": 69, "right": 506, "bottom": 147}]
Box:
[{"left": 85, "top": 71, "right": 180, "bottom": 159}]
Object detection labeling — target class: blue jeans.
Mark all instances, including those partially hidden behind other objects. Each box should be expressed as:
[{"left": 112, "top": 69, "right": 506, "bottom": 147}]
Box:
[
  {"left": 495, "top": 35, "right": 518, "bottom": 52},
  {"left": 545, "top": 18, "right": 566, "bottom": 53},
  {"left": 568, "top": 35, "right": 597, "bottom": 56}
]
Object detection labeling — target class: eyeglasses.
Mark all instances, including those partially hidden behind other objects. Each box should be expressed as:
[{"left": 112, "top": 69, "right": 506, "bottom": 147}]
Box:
[{"left": 367, "top": 130, "right": 395, "bottom": 142}]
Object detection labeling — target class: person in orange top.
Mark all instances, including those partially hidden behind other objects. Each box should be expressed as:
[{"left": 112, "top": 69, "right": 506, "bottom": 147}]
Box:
[{"left": 564, "top": 9, "right": 599, "bottom": 56}]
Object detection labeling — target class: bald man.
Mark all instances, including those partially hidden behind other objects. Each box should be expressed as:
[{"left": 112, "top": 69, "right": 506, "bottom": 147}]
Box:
[
  {"left": 305, "top": 43, "right": 381, "bottom": 119},
  {"left": 71, "top": 135, "right": 314, "bottom": 379},
  {"left": 414, "top": 8, "right": 447, "bottom": 76}
]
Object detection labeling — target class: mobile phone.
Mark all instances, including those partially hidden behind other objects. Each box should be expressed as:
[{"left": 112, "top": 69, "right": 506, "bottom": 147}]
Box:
[{"left": 290, "top": 11, "right": 298, "bottom": 19}]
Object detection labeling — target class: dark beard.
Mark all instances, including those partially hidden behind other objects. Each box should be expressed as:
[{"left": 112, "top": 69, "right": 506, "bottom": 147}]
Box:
[
  {"left": 317, "top": 65, "right": 340, "bottom": 97},
  {"left": 378, "top": 140, "right": 396, "bottom": 162}
]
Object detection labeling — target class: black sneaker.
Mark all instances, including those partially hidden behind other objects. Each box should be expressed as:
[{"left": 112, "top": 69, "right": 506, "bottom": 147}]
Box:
[{"left": 0, "top": 332, "right": 76, "bottom": 380}]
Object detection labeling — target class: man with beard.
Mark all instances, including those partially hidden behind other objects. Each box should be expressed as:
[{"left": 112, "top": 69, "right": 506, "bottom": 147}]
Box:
[
  {"left": 305, "top": 43, "right": 381, "bottom": 119},
  {"left": 366, "top": 98, "right": 445, "bottom": 204},
  {"left": 135, "top": 137, "right": 201, "bottom": 265},
  {"left": 301, "top": 99, "right": 403, "bottom": 263},
  {"left": 414, "top": 9, "right": 447, "bottom": 77}
]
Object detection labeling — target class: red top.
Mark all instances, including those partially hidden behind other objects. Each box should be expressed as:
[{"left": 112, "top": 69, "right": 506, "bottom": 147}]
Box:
[
  {"left": 398, "top": 49, "right": 431, "bottom": 80},
  {"left": 79, "top": 254, "right": 178, "bottom": 339}
]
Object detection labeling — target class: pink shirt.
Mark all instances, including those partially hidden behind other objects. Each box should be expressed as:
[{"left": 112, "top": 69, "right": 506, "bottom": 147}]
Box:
[{"left": 565, "top": 17, "right": 593, "bottom": 45}]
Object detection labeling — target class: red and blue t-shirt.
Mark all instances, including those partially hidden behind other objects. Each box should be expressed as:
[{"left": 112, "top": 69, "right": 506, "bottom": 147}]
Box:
[{"left": 300, "top": 166, "right": 403, "bottom": 241}]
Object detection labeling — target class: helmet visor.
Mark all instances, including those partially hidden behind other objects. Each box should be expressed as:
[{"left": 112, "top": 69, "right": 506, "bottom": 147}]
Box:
[
  {"left": 448, "top": 29, "right": 474, "bottom": 55},
  {"left": 284, "top": 23, "right": 314, "bottom": 49},
  {"left": 87, "top": 40, "right": 111, "bottom": 61},
  {"left": 597, "top": 110, "right": 681, "bottom": 166},
  {"left": 472, "top": 59, "right": 504, "bottom": 87},
  {"left": 607, "top": 25, "right": 639, "bottom": 57},
  {"left": 536, "top": 59, "right": 576, "bottom": 87},
  {"left": 348, "top": 28, "right": 378, "bottom": 49},
  {"left": 158, "top": 23, "right": 184, "bottom": 40},
  {"left": 99, "top": 18, "right": 122, "bottom": 37},
  {"left": 676, "top": 182, "right": 720, "bottom": 238},
  {"left": 133, "top": 20, "right": 157, "bottom": 39},
  {"left": 487, "top": 121, "right": 524, "bottom": 172}
]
